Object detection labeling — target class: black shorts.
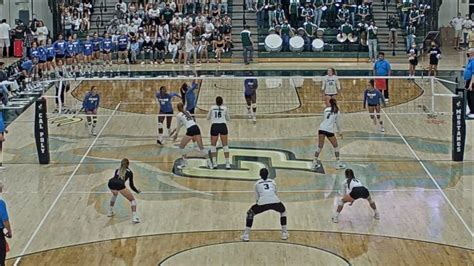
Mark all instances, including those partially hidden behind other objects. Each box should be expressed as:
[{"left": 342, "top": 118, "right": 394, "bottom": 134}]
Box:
[
  {"left": 186, "top": 125, "right": 201, "bottom": 136},
  {"left": 65, "top": 54, "right": 73, "bottom": 59},
  {"left": 210, "top": 123, "right": 228, "bottom": 136},
  {"left": 349, "top": 186, "right": 370, "bottom": 200},
  {"left": 47, "top": 57, "right": 54, "bottom": 62},
  {"left": 429, "top": 58, "right": 439, "bottom": 65},
  {"left": 325, "top": 93, "right": 337, "bottom": 97},
  {"left": 108, "top": 177, "right": 126, "bottom": 190},
  {"left": 409, "top": 58, "right": 418, "bottom": 66},
  {"left": 103, "top": 50, "right": 111, "bottom": 54},
  {"left": 39, "top": 60, "right": 46, "bottom": 64},
  {"left": 56, "top": 54, "right": 65, "bottom": 59},
  {"left": 244, "top": 93, "right": 255, "bottom": 100},
  {"left": 250, "top": 202, "right": 286, "bottom": 215},
  {"left": 118, "top": 47, "right": 127, "bottom": 52},
  {"left": 318, "top": 130, "right": 335, "bottom": 138},
  {"left": 187, "top": 108, "right": 195, "bottom": 114},
  {"left": 368, "top": 103, "right": 379, "bottom": 107}
]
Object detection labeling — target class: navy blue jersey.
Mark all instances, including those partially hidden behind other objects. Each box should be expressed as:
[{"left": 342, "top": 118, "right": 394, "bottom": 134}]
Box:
[
  {"left": 363, "top": 88, "right": 384, "bottom": 107},
  {"left": 37, "top": 47, "right": 47, "bottom": 61},
  {"left": 83, "top": 40, "right": 93, "bottom": 56},
  {"left": 54, "top": 40, "right": 67, "bottom": 55},
  {"left": 244, "top": 78, "right": 258, "bottom": 96},
  {"left": 46, "top": 45, "right": 56, "bottom": 58},
  {"left": 65, "top": 41, "right": 75, "bottom": 56},
  {"left": 102, "top": 38, "right": 113, "bottom": 51},
  {"left": 30, "top": 48, "right": 40, "bottom": 60},
  {"left": 83, "top": 92, "right": 100, "bottom": 111},
  {"left": 0, "top": 111, "right": 4, "bottom": 133},
  {"left": 117, "top": 35, "right": 129, "bottom": 50},
  {"left": 156, "top": 92, "right": 179, "bottom": 113},
  {"left": 72, "top": 39, "right": 82, "bottom": 54},
  {"left": 92, "top": 37, "right": 103, "bottom": 51}
]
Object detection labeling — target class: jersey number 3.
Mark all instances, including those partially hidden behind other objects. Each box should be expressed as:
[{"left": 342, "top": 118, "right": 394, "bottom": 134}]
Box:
[{"left": 263, "top": 184, "right": 270, "bottom": 190}]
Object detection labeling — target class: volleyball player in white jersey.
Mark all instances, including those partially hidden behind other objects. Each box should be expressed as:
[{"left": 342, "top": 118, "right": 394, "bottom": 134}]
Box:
[
  {"left": 321, "top": 68, "right": 341, "bottom": 107},
  {"left": 207, "top": 96, "right": 231, "bottom": 169},
  {"left": 172, "top": 103, "right": 213, "bottom": 169},
  {"left": 241, "top": 168, "right": 289, "bottom": 242},
  {"left": 312, "top": 98, "right": 346, "bottom": 170},
  {"left": 332, "top": 168, "right": 380, "bottom": 223}
]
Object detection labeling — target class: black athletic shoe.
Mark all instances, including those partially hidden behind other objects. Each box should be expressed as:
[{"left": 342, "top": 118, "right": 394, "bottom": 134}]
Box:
[{"left": 157, "top": 139, "right": 163, "bottom": 145}]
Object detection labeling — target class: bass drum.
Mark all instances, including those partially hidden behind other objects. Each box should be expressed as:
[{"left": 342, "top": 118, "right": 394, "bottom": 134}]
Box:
[
  {"left": 289, "top": 36, "right": 304, "bottom": 52},
  {"left": 312, "top": 39, "right": 324, "bottom": 52},
  {"left": 264, "top": 34, "right": 283, "bottom": 52},
  {"left": 348, "top": 33, "right": 358, "bottom": 43}
]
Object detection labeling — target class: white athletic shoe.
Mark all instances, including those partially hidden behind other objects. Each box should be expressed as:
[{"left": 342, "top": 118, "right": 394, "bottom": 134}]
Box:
[
  {"left": 212, "top": 163, "right": 218, "bottom": 169},
  {"left": 241, "top": 233, "right": 250, "bottom": 242},
  {"left": 335, "top": 162, "right": 346, "bottom": 170},
  {"left": 226, "top": 162, "right": 231, "bottom": 169},
  {"left": 380, "top": 125, "right": 385, "bottom": 133},
  {"left": 281, "top": 230, "right": 289, "bottom": 240},
  {"left": 374, "top": 212, "right": 380, "bottom": 220},
  {"left": 311, "top": 160, "right": 321, "bottom": 170},
  {"left": 107, "top": 210, "right": 114, "bottom": 217},
  {"left": 252, "top": 114, "right": 256, "bottom": 123},
  {"left": 132, "top": 214, "right": 141, "bottom": 224},
  {"left": 91, "top": 127, "right": 97, "bottom": 136},
  {"left": 332, "top": 215, "right": 339, "bottom": 223},
  {"left": 0, "top": 166, "right": 6, "bottom": 170},
  {"left": 247, "top": 110, "right": 252, "bottom": 119}
]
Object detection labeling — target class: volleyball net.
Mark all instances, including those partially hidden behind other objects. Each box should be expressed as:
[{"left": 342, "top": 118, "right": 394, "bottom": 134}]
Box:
[{"left": 30, "top": 75, "right": 466, "bottom": 165}]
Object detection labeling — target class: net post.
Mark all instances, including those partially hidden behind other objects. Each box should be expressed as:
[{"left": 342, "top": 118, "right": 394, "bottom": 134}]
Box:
[
  {"left": 452, "top": 87, "right": 466, "bottom": 162},
  {"left": 34, "top": 97, "right": 50, "bottom": 164}
]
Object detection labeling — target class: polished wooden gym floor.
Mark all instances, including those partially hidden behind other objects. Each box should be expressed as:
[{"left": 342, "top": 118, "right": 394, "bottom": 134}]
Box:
[{"left": 2, "top": 73, "right": 473, "bottom": 265}]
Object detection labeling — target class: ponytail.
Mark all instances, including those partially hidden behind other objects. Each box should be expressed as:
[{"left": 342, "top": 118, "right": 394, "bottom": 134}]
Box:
[
  {"left": 118, "top": 158, "right": 129, "bottom": 180},
  {"left": 345, "top": 168, "right": 355, "bottom": 189},
  {"left": 329, "top": 98, "right": 339, "bottom": 114}
]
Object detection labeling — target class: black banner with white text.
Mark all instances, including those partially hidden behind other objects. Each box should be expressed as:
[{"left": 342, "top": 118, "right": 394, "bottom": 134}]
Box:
[
  {"left": 35, "top": 97, "right": 50, "bottom": 164},
  {"left": 452, "top": 89, "right": 466, "bottom": 161}
]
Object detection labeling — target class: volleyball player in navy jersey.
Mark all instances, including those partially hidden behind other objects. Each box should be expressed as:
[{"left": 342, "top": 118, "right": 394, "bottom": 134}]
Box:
[
  {"left": 53, "top": 34, "right": 67, "bottom": 65},
  {"left": 29, "top": 42, "right": 40, "bottom": 78},
  {"left": 92, "top": 32, "right": 103, "bottom": 65},
  {"left": 82, "top": 35, "right": 94, "bottom": 74},
  {"left": 0, "top": 89, "right": 8, "bottom": 169},
  {"left": 82, "top": 86, "right": 100, "bottom": 136},
  {"left": 72, "top": 33, "right": 82, "bottom": 73},
  {"left": 37, "top": 41, "right": 47, "bottom": 78},
  {"left": 156, "top": 86, "right": 181, "bottom": 145},
  {"left": 117, "top": 32, "right": 129, "bottom": 64},
  {"left": 244, "top": 77, "right": 258, "bottom": 122},
  {"left": 102, "top": 33, "right": 114, "bottom": 67},
  {"left": 363, "top": 79, "right": 386, "bottom": 132},
  {"left": 65, "top": 36, "right": 76, "bottom": 69},
  {"left": 45, "top": 38, "right": 56, "bottom": 76}
]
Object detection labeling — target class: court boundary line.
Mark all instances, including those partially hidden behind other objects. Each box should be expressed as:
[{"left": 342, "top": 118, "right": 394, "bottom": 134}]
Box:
[
  {"left": 13, "top": 102, "right": 122, "bottom": 266},
  {"left": 382, "top": 109, "right": 473, "bottom": 237}
]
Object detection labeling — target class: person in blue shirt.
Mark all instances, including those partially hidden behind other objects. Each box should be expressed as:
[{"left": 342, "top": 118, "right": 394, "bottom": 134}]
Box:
[
  {"left": 82, "top": 86, "right": 100, "bottom": 136},
  {"left": 37, "top": 40, "right": 48, "bottom": 78},
  {"left": 117, "top": 32, "right": 129, "bottom": 64},
  {"left": 65, "top": 35, "right": 76, "bottom": 67},
  {"left": 72, "top": 33, "right": 82, "bottom": 71},
  {"left": 82, "top": 35, "right": 94, "bottom": 73},
  {"left": 92, "top": 32, "right": 103, "bottom": 62},
  {"left": 0, "top": 107, "right": 8, "bottom": 170},
  {"left": 45, "top": 38, "right": 56, "bottom": 75},
  {"left": 101, "top": 32, "right": 114, "bottom": 67},
  {"left": 363, "top": 79, "right": 386, "bottom": 132},
  {"left": 244, "top": 77, "right": 258, "bottom": 122},
  {"left": 180, "top": 80, "right": 199, "bottom": 115},
  {"left": 29, "top": 41, "right": 40, "bottom": 79},
  {"left": 20, "top": 58, "right": 34, "bottom": 79},
  {"left": 373, "top": 52, "right": 392, "bottom": 101},
  {"left": 54, "top": 34, "right": 67, "bottom": 64},
  {"left": 463, "top": 48, "right": 474, "bottom": 118},
  {"left": 0, "top": 181, "right": 13, "bottom": 265},
  {"left": 156, "top": 86, "right": 181, "bottom": 145}
]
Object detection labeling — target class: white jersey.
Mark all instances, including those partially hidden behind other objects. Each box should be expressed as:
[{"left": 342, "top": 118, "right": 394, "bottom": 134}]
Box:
[
  {"left": 254, "top": 179, "right": 280, "bottom": 205},
  {"left": 207, "top": 105, "right": 230, "bottom": 124},
  {"left": 342, "top": 178, "right": 365, "bottom": 195},
  {"left": 177, "top": 111, "right": 196, "bottom": 129},
  {"left": 319, "top": 107, "right": 341, "bottom": 133},
  {"left": 321, "top": 75, "right": 341, "bottom": 95}
]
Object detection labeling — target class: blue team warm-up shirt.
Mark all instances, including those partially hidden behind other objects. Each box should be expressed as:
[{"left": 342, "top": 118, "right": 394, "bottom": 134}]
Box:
[
  {"left": 83, "top": 41, "right": 93, "bottom": 56},
  {"left": 364, "top": 89, "right": 383, "bottom": 107},
  {"left": 38, "top": 47, "right": 47, "bottom": 61},
  {"left": 244, "top": 78, "right": 258, "bottom": 96},
  {"left": 54, "top": 40, "right": 67, "bottom": 55},
  {"left": 72, "top": 39, "right": 82, "bottom": 54},
  {"left": 156, "top": 92, "right": 179, "bottom": 113},
  {"left": 46, "top": 45, "right": 56, "bottom": 58},
  {"left": 0, "top": 198, "right": 9, "bottom": 229},
  {"left": 0, "top": 111, "right": 5, "bottom": 133},
  {"left": 83, "top": 92, "right": 100, "bottom": 111},
  {"left": 102, "top": 38, "right": 113, "bottom": 51},
  {"left": 185, "top": 82, "right": 199, "bottom": 111},
  {"left": 117, "top": 35, "right": 129, "bottom": 50},
  {"left": 92, "top": 38, "right": 103, "bottom": 51},
  {"left": 65, "top": 41, "right": 75, "bottom": 56},
  {"left": 29, "top": 48, "right": 39, "bottom": 60}
]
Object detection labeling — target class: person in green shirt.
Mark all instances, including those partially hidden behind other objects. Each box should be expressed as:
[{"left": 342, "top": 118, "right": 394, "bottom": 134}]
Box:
[
  {"left": 289, "top": 0, "right": 299, "bottom": 28},
  {"left": 366, "top": 21, "right": 378, "bottom": 62},
  {"left": 241, "top": 25, "right": 254, "bottom": 65}
]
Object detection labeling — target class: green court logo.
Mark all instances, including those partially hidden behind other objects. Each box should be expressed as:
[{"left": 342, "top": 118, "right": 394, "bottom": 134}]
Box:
[
  {"left": 50, "top": 116, "right": 83, "bottom": 127},
  {"left": 172, "top": 147, "right": 324, "bottom": 180}
]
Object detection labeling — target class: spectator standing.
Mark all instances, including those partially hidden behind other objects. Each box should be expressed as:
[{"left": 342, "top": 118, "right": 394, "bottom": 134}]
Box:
[
  {"left": 405, "top": 22, "right": 415, "bottom": 52},
  {"left": 154, "top": 37, "right": 167, "bottom": 64},
  {"left": 367, "top": 21, "right": 378, "bottom": 62},
  {"left": 185, "top": 27, "right": 196, "bottom": 65},
  {"left": 0, "top": 20, "right": 11, "bottom": 58},
  {"left": 463, "top": 48, "right": 474, "bottom": 118},
  {"left": 36, "top": 21, "right": 49, "bottom": 45},
  {"left": 462, "top": 14, "right": 472, "bottom": 50},
  {"left": 241, "top": 25, "right": 253, "bottom": 65},
  {"left": 450, "top": 13, "right": 464, "bottom": 50},
  {"left": 0, "top": 181, "right": 13, "bottom": 266},
  {"left": 373, "top": 52, "right": 391, "bottom": 102}
]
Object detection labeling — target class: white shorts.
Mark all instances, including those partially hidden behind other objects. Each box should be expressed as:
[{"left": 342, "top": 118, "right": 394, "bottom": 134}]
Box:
[
  {"left": 455, "top": 30, "right": 462, "bottom": 38},
  {"left": 186, "top": 46, "right": 195, "bottom": 53},
  {"left": 0, "top": 38, "right": 10, "bottom": 48}
]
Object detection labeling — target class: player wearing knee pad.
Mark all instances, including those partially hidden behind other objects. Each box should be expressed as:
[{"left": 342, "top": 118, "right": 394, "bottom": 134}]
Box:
[
  {"left": 363, "top": 79, "right": 386, "bottom": 132},
  {"left": 82, "top": 86, "right": 100, "bottom": 137},
  {"left": 207, "top": 96, "right": 231, "bottom": 169}
]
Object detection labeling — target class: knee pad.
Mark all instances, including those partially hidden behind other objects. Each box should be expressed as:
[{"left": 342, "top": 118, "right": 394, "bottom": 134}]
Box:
[
  {"left": 315, "top": 147, "right": 321, "bottom": 154},
  {"left": 223, "top": 146, "right": 230, "bottom": 153},
  {"left": 280, "top": 211, "right": 287, "bottom": 218},
  {"left": 92, "top": 116, "right": 97, "bottom": 123},
  {"left": 334, "top": 147, "right": 340, "bottom": 153},
  {"left": 337, "top": 198, "right": 344, "bottom": 206},
  {"left": 210, "top": 146, "right": 217, "bottom": 153},
  {"left": 246, "top": 209, "right": 255, "bottom": 220},
  {"left": 370, "top": 114, "right": 375, "bottom": 119},
  {"left": 131, "top": 200, "right": 137, "bottom": 207},
  {"left": 251, "top": 103, "right": 257, "bottom": 109},
  {"left": 110, "top": 194, "right": 117, "bottom": 204},
  {"left": 157, "top": 122, "right": 164, "bottom": 130},
  {"left": 376, "top": 113, "right": 381, "bottom": 119}
]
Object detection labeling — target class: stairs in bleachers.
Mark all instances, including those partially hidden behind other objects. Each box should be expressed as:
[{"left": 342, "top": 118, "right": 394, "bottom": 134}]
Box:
[
  {"left": 89, "top": 0, "right": 117, "bottom": 34},
  {"left": 372, "top": 1, "right": 407, "bottom": 56},
  {"left": 230, "top": 0, "right": 259, "bottom": 63}
]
